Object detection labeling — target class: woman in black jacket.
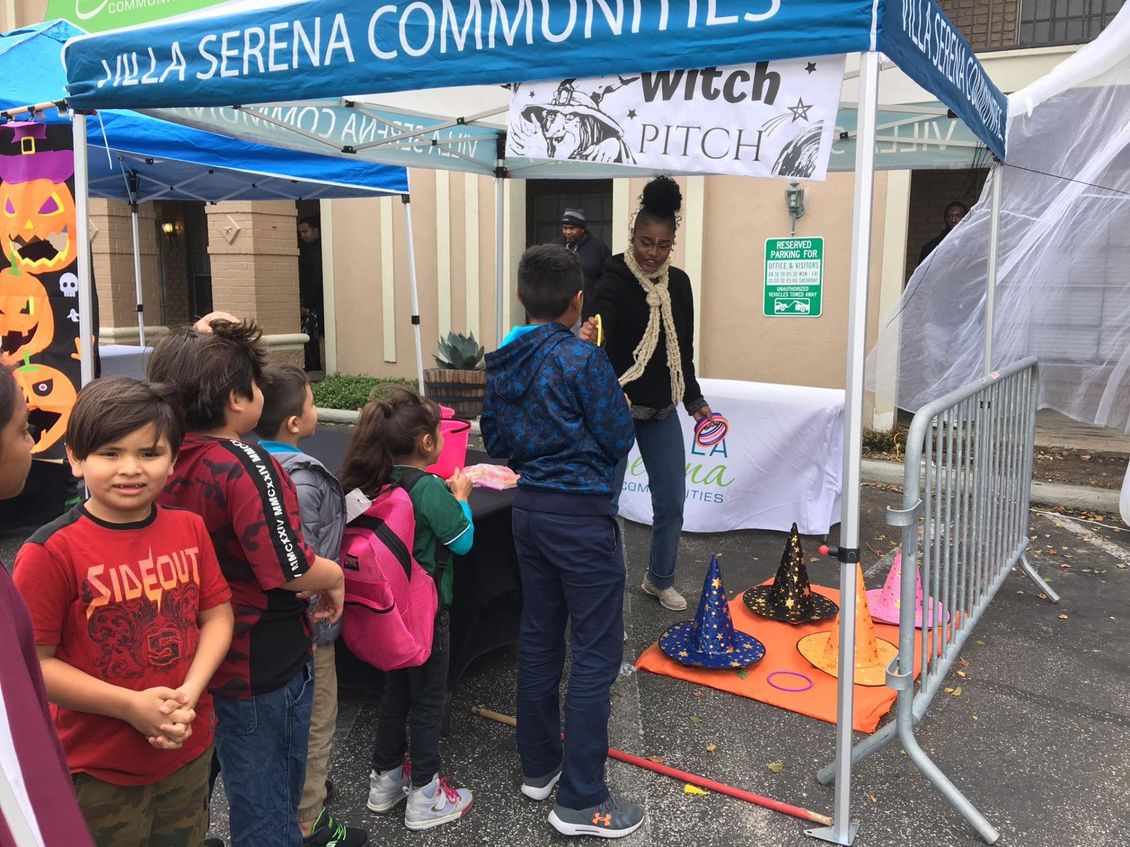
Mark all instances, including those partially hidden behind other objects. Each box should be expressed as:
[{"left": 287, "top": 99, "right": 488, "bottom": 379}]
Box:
[{"left": 581, "top": 176, "right": 712, "bottom": 611}]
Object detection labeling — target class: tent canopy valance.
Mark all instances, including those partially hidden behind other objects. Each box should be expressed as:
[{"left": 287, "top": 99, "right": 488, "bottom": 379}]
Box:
[
  {"left": 61, "top": 0, "right": 1008, "bottom": 163},
  {"left": 1, "top": 20, "right": 409, "bottom": 201}
]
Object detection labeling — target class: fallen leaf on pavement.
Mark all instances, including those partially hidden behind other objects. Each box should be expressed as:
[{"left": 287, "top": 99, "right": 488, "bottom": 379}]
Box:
[
  {"left": 952, "top": 686, "right": 963, "bottom": 697},
  {"left": 1058, "top": 613, "right": 1069, "bottom": 620},
  {"left": 705, "top": 743, "right": 717, "bottom": 754},
  {"left": 684, "top": 784, "right": 709, "bottom": 796},
  {"left": 647, "top": 755, "right": 665, "bottom": 765},
  {"left": 689, "top": 715, "right": 701, "bottom": 725},
  {"left": 767, "top": 762, "right": 784, "bottom": 774}
]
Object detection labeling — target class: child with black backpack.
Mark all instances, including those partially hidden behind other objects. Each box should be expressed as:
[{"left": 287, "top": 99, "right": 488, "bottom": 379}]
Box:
[{"left": 339, "top": 391, "right": 475, "bottom": 831}]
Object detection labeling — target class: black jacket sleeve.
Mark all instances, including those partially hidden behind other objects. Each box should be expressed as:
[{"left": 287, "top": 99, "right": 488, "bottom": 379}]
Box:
[{"left": 675, "top": 271, "right": 706, "bottom": 414}]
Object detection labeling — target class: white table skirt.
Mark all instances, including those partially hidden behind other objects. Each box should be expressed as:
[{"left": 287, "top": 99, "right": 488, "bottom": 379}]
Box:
[{"left": 618, "top": 378, "right": 845, "bottom": 535}]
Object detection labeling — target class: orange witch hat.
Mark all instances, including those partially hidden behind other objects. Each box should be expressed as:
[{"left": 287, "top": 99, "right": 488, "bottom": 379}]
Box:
[{"left": 796, "top": 563, "right": 898, "bottom": 687}]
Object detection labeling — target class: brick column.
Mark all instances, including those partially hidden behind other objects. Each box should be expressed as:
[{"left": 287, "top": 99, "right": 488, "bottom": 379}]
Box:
[
  {"left": 89, "top": 198, "right": 162, "bottom": 344},
  {"left": 205, "top": 201, "right": 303, "bottom": 367}
]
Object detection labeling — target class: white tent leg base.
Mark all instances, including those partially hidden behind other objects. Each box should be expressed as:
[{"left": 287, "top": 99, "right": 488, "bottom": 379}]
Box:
[{"left": 806, "top": 821, "right": 860, "bottom": 845}]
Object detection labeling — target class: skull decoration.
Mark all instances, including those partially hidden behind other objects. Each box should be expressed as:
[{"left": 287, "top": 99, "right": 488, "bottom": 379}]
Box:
[
  {"left": 0, "top": 262, "right": 54, "bottom": 364},
  {"left": 59, "top": 273, "right": 78, "bottom": 297}
]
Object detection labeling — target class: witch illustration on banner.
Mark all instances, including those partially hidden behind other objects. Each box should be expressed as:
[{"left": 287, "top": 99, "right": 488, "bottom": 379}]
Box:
[{"left": 512, "top": 77, "right": 637, "bottom": 163}]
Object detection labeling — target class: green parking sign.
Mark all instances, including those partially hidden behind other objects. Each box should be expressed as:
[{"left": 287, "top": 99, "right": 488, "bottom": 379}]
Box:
[{"left": 763, "top": 237, "right": 824, "bottom": 317}]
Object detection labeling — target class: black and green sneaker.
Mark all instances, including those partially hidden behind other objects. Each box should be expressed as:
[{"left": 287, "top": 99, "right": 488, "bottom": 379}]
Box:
[
  {"left": 302, "top": 809, "right": 368, "bottom": 847},
  {"left": 548, "top": 795, "right": 645, "bottom": 839}
]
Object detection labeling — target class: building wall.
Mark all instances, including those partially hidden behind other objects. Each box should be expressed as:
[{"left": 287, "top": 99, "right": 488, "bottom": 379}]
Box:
[{"left": 942, "top": 0, "right": 1021, "bottom": 50}]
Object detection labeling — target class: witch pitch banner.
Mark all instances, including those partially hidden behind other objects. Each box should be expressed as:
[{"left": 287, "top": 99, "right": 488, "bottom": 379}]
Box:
[
  {"left": 0, "top": 121, "right": 91, "bottom": 461},
  {"left": 506, "top": 57, "right": 845, "bottom": 179}
]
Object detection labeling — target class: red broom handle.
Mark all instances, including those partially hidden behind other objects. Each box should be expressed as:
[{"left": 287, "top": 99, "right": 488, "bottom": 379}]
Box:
[{"left": 471, "top": 707, "right": 832, "bottom": 827}]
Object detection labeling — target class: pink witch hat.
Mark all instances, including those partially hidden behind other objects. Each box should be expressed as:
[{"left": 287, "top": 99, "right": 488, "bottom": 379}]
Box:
[{"left": 865, "top": 549, "right": 947, "bottom": 629}]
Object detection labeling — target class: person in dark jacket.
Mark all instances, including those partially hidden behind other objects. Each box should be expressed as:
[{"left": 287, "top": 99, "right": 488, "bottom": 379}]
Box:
[
  {"left": 917, "top": 200, "right": 968, "bottom": 264},
  {"left": 580, "top": 176, "right": 711, "bottom": 612},
  {"left": 556, "top": 208, "right": 612, "bottom": 303},
  {"left": 481, "top": 245, "right": 644, "bottom": 839}
]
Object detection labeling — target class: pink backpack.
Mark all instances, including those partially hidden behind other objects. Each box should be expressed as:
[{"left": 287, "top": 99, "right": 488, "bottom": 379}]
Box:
[{"left": 340, "top": 469, "right": 446, "bottom": 671}]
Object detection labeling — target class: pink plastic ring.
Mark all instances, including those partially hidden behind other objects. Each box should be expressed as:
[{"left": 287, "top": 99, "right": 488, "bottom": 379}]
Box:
[
  {"left": 694, "top": 413, "right": 729, "bottom": 447},
  {"left": 766, "top": 670, "right": 814, "bottom": 692}
]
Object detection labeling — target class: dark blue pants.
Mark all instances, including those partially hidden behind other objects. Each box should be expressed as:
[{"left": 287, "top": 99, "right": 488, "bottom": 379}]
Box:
[{"left": 513, "top": 507, "right": 625, "bottom": 810}]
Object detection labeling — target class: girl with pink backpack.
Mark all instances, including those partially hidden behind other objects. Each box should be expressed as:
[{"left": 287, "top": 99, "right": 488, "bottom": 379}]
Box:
[{"left": 338, "top": 391, "right": 475, "bottom": 831}]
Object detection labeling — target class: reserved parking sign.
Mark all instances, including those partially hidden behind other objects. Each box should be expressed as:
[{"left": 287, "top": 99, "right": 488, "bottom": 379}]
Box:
[{"left": 763, "top": 237, "right": 824, "bottom": 317}]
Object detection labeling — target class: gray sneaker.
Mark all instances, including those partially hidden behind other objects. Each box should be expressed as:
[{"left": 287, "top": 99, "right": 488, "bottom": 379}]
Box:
[
  {"left": 404, "top": 774, "right": 473, "bottom": 831},
  {"left": 366, "top": 764, "right": 409, "bottom": 813},
  {"left": 520, "top": 765, "right": 562, "bottom": 801},
  {"left": 549, "top": 795, "right": 645, "bottom": 838},
  {"left": 641, "top": 579, "right": 687, "bottom": 611}
]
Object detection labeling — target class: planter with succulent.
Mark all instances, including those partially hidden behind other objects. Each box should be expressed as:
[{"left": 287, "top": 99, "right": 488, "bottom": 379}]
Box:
[{"left": 423, "top": 331, "right": 487, "bottom": 419}]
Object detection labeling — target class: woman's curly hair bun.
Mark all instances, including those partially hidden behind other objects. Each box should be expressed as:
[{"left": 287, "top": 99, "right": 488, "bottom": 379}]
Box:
[{"left": 640, "top": 175, "right": 682, "bottom": 217}]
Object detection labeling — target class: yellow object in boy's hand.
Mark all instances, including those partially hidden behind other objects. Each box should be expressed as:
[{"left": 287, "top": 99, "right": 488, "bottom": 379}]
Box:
[{"left": 595, "top": 314, "right": 604, "bottom": 346}]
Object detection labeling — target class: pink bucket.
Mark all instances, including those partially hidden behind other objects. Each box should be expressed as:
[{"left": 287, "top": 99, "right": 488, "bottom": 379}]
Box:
[{"left": 426, "top": 404, "right": 471, "bottom": 479}]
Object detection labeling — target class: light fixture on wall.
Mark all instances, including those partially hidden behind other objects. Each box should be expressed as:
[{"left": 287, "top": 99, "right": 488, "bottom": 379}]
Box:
[
  {"left": 785, "top": 182, "right": 805, "bottom": 236},
  {"left": 160, "top": 220, "right": 183, "bottom": 242}
]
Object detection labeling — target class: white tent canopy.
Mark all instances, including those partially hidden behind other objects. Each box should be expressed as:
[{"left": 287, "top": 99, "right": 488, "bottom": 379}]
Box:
[{"left": 870, "top": 5, "right": 1130, "bottom": 433}]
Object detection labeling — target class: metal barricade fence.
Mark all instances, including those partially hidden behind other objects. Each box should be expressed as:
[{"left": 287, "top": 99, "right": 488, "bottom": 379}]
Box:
[{"left": 817, "top": 357, "right": 1058, "bottom": 844}]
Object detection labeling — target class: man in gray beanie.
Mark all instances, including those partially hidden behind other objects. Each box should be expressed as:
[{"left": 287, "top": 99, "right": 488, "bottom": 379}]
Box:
[{"left": 557, "top": 208, "right": 611, "bottom": 303}]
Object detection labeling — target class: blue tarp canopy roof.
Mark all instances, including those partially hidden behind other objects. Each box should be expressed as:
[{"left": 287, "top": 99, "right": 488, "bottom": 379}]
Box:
[{"left": 1, "top": 20, "right": 408, "bottom": 201}]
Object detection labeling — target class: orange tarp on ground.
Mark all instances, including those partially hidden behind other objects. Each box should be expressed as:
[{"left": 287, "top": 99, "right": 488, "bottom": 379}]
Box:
[{"left": 635, "top": 585, "right": 922, "bottom": 733}]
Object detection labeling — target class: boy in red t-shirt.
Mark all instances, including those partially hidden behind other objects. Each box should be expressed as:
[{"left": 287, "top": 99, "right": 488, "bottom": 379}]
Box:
[
  {"left": 148, "top": 319, "right": 348, "bottom": 847},
  {"left": 14, "top": 377, "right": 234, "bottom": 846}
]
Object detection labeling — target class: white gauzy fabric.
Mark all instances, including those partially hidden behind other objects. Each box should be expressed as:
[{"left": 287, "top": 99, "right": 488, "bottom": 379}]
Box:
[
  {"left": 617, "top": 378, "right": 844, "bottom": 534},
  {"left": 867, "top": 7, "right": 1130, "bottom": 433}
]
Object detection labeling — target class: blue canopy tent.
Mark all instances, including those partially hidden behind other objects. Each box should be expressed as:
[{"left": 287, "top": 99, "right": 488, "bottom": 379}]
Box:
[
  {"left": 60, "top": 3, "right": 1009, "bottom": 843},
  {"left": 0, "top": 19, "right": 408, "bottom": 344}
]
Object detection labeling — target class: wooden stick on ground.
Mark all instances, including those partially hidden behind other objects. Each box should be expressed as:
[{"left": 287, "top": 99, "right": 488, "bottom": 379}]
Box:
[{"left": 471, "top": 707, "right": 833, "bottom": 827}]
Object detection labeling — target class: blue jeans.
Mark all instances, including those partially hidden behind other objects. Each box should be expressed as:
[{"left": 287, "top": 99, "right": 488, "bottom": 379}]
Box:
[
  {"left": 513, "top": 506, "right": 625, "bottom": 810},
  {"left": 613, "top": 414, "right": 686, "bottom": 589},
  {"left": 213, "top": 661, "right": 314, "bottom": 847}
]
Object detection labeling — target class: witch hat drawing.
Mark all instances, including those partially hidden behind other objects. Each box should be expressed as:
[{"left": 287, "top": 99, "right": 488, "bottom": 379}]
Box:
[
  {"left": 743, "top": 523, "right": 838, "bottom": 623},
  {"left": 659, "top": 555, "right": 765, "bottom": 669},
  {"left": 796, "top": 564, "right": 898, "bottom": 687},
  {"left": 866, "top": 548, "right": 948, "bottom": 628}
]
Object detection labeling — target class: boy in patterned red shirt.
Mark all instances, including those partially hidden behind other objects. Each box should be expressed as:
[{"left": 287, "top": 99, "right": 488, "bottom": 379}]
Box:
[
  {"left": 15, "top": 377, "right": 234, "bottom": 846},
  {"left": 148, "top": 319, "right": 350, "bottom": 847}
]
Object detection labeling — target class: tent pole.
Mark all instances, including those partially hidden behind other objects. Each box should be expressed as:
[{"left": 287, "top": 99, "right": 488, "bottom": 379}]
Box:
[
  {"left": 495, "top": 136, "right": 506, "bottom": 345},
  {"left": 807, "top": 49, "right": 880, "bottom": 847},
  {"left": 983, "top": 163, "right": 1003, "bottom": 377},
  {"left": 73, "top": 112, "right": 94, "bottom": 387},
  {"left": 128, "top": 201, "right": 146, "bottom": 348},
  {"left": 401, "top": 191, "right": 425, "bottom": 395}
]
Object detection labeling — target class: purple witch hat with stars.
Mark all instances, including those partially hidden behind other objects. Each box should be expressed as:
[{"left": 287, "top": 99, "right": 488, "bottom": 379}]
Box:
[{"left": 659, "top": 554, "right": 766, "bottom": 669}]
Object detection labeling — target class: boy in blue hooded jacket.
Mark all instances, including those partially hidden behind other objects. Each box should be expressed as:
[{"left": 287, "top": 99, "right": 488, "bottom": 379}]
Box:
[{"left": 481, "top": 245, "right": 643, "bottom": 839}]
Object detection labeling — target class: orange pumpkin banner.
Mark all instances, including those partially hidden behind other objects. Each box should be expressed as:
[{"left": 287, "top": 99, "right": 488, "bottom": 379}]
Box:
[{"left": 0, "top": 120, "right": 96, "bottom": 460}]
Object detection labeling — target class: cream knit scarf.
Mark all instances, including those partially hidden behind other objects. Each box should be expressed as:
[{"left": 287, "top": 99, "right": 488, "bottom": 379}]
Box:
[{"left": 619, "top": 248, "right": 684, "bottom": 406}]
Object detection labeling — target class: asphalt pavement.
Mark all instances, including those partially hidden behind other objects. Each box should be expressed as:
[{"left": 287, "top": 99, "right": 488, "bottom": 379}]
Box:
[{"left": 3, "top": 481, "right": 1127, "bottom": 847}]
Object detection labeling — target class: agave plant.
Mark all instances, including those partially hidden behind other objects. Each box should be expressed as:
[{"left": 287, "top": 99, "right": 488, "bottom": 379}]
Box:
[{"left": 434, "top": 331, "right": 485, "bottom": 370}]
